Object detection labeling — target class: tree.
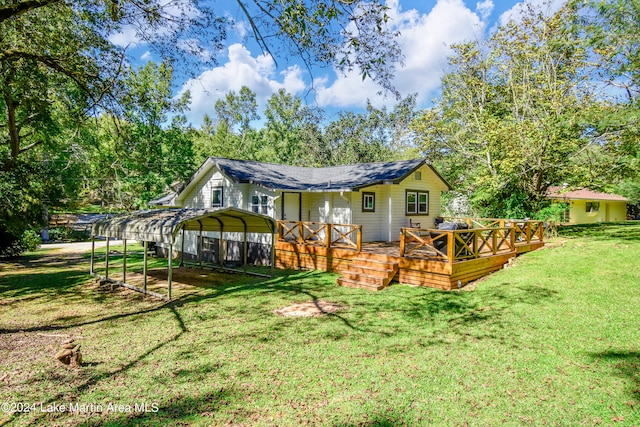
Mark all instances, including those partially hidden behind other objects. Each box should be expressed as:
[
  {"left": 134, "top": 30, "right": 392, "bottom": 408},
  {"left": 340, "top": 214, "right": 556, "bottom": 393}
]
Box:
[
  {"left": 257, "top": 89, "right": 327, "bottom": 166},
  {"left": 1, "top": 0, "right": 402, "bottom": 165},
  {"left": 412, "top": 3, "right": 592, "bottom": 217},
  {"left": 325, "top": 95, "right": 419, "bottom": 165}
]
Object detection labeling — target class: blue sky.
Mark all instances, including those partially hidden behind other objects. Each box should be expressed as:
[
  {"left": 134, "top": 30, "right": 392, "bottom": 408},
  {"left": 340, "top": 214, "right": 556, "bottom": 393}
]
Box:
[{"left": 109, "top": 0, "right": 563, "bottom": 126}]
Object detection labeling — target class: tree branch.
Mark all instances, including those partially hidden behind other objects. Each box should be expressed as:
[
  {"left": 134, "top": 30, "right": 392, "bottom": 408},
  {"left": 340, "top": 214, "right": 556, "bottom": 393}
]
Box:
[{"left": 0, "top": 0, "right": 62, "bottom": 24}]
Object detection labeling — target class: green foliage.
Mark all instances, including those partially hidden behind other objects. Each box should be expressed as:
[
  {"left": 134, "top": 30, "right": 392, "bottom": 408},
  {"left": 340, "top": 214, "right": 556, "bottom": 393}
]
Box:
[
  {"left": 413, "top": 3, "right": 592, "bottom": 218},
  {"left": 20, "top": 229, "right": 41, "bottom": 251}
]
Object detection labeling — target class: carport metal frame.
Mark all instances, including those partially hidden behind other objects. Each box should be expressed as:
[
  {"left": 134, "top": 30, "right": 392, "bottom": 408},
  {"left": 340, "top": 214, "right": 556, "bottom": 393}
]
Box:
[{"left": 90, "top": 208, "right": 277, "bottom": 300}]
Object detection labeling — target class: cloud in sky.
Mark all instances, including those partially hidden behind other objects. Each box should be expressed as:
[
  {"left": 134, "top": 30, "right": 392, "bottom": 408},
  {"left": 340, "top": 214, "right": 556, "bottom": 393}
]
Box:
[
  {"left": 476, "top": 0, "right": 495, "bottom": 20},
  {"left": 498, "top": 0, "right": 564, "bottom": 26},
  {"left": 314, "top": 0, "right": 486, "bottom": 108},
  {"left": 178, "top": 43, "right": 306, "bottom": 124},
  {"left": 178, "top": 0, "right": 490, "bottom": 123}
]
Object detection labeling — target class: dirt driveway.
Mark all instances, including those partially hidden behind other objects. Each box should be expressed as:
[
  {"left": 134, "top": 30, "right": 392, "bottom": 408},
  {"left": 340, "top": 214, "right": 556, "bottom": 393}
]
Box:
[{"left": 40, "top": 240, "right": 124, "bottom": 254}]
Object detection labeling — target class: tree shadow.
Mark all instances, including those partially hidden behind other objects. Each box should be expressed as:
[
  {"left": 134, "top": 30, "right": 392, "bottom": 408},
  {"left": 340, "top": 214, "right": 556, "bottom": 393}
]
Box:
[
  {"left": 587, "top": 350, "right": 640, "bottom": 399},
  {"left": 75, "top": 388, "right": 240, "bottom": 427}
]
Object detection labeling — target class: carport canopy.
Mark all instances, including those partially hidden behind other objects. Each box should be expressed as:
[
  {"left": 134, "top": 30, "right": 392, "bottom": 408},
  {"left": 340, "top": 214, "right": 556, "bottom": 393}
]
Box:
[
  {"left": 89, "top": 207, "right": 278, "bottom": 300},
  {"left": 91, "top": 207, "right": 277, "bottom": 243}
]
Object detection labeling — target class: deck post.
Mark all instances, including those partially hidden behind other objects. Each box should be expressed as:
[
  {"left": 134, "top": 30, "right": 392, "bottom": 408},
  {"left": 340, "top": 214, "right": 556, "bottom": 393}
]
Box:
[
  {"left": 399, "top": 228, "right": 406, "bottom": 257},
  {"left": 168, "top": 243, "right": 173, "bottom": 300},
  {"left": 356, "top": 226, "right": 362, "bottom": 252},
  {"left": 492, "top": 229, "right": 498, "bottom": 255},
  {"left": 123, "top": 239, "right": 127, "bottom": 284},
  {"left": 143, "top": 240, "right": 148, "bottom": 292},
  {"left": 105, "top": 235, "right": 110, "bottom": 279},
  {"left": 297, "top": 221, "right": 304, "bottom": 244},
  {"left": 90, "top": 236, "right": 95, "bottom": 275},
  {"left": 325, "top": 223, "right": 332, "bottom": 248},
  {"left": 447, "top": 231, "right": 455, "bottom": 264}
]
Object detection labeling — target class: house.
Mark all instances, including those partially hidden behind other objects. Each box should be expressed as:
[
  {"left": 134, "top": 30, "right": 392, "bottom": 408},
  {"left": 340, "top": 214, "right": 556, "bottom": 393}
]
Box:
[
  {"left": 547, "top": 186, "right": 628, "bottom": 224},
  {"left": 150, "top": 157, "right": 451, "bottom": 244}
]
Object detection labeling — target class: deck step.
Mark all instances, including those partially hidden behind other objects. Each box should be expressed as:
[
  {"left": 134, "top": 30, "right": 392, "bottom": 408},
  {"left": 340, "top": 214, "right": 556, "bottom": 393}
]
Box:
[
  {"left": 336, "top": 259, "right": 399, "bottom": 291},
  {"left": 337, "top": 277, "right": 386, "bottom": 291}
]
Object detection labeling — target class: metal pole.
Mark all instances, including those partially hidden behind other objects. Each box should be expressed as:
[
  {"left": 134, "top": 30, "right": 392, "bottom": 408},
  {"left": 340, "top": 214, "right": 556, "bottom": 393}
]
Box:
[
  {"left": 271, "top": 231, "right": 276, "bottom": 276},
  {"left": 123, "top": 239, "right": 127, "bottom": 284},
  {"left": 198, "top": 222, "right": 203, "bottom": 267},
  {"left": 168, "top": 243, "right": 173, "bottom": 300},
  {"left": 243, "top": 226, "right": 248, "bottom": 272},
  {"left": 180, "top": 228, "right": 185, "bottom": 267},
  {"left": 143, "top": 241, "right": 148, "bottom": 292},
  {"left": 105, "top": 236, "right": 110, "bottom": 279},
  {"left": 90, "top": 236, "right": 95, "bottom": 275}
]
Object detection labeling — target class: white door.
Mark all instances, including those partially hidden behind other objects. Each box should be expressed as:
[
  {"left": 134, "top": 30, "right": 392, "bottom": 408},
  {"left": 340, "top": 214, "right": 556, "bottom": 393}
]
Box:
[{"left": 282, "top": 192, "right": 301, "bottom": 221}]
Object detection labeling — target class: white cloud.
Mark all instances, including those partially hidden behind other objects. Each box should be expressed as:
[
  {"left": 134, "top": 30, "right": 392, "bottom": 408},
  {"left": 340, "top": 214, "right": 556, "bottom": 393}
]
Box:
[
  {"left": 108, "top": 26, "right": 141, "bottom": 48},
  {"left": 498, "top": 0, "right": 564, "bottom": 27},
  {"left": 314, "top": 0, "right": 485, "bottom": 109},
  {"left": 140, "top": 51, "right": 153, "bottom": 61},
  {"left": 178, "top": 44, "right": 306, "bottom": 123},
  {"left": 476, "top": 0, "right": 494, "bottom": 21}
]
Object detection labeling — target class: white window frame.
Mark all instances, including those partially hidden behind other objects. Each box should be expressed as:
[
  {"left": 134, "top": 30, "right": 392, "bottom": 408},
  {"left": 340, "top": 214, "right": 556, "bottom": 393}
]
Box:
[{"left": 406, "top": 190, "right": 429, "bottom": 215}]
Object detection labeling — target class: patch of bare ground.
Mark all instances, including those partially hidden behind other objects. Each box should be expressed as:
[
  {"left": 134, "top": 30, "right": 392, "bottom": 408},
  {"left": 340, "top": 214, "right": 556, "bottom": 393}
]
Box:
[{"left": 274, "top": 300, "right": 346, "bottom": 317}]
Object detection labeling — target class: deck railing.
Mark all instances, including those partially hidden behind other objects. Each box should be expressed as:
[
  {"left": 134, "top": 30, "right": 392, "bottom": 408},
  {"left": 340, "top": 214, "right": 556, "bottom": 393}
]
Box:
[
  {"left": 400, "top": 227, "right": 517, "bottom": 262},
  {"left": 444, "top": 218, "right": 544, "bottom": 243},
  {"left": 277, "top": 220, "right": 362, "bottom": 251}
]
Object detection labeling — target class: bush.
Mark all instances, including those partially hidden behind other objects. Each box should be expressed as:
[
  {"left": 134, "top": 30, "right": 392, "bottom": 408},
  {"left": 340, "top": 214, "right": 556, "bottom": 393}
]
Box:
[
  {"left": 21, "top": 229, "right": 41, "bottom": 251},
  {"left": 47, "top": 227, "right": 90, "bottom": 242},
  {"left": 0, "top": 228, "right": 41, "bottom": 257}
]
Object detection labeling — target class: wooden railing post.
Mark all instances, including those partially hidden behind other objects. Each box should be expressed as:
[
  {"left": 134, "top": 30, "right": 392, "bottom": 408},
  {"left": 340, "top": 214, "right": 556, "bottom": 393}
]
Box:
[
  {"left": 356, "top": 226, "right": 362, "bottom": 252},
  {"left": 447, "top": 231, "right": 455, "bottom": 263},
  {"left": 399, "top": 228, "right": 406, "bottom": 257},
  {"left": 492, "top": 229, "right": 498, "bottom": 255},
  {"left": 297, "top": 221, "right": 304, "bottom": 244},
  {"left": 325, "top": 223, "right": 331, "bottom": 248}
]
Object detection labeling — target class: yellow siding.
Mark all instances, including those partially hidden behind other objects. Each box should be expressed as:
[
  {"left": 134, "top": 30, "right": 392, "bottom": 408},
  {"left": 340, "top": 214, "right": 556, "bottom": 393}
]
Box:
[{"left": 561, "top": 199, "right": 628, "bottom": 224}]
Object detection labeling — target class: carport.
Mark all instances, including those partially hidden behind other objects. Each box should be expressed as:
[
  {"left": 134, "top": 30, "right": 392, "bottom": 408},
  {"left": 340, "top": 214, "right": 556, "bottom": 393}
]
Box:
[{"left": 90, "top": 207, "right": 277, "bottom": 300}]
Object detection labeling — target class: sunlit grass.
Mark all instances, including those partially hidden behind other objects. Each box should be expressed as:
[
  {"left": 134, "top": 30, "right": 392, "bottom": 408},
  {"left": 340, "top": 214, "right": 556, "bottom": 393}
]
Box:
[{"left": 0, "top": 223, "right": 638, "bottom": 426}]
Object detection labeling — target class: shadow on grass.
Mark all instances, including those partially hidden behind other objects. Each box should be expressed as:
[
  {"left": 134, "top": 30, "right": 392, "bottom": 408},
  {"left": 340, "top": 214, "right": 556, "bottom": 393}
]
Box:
[
  {"left": 76, "top": 389, "right": 240, "bottom": 427},
  {"left": 559, "top": 221, "right": 640, "bottom": 242},
  {"left": 588, "top": 350, "right": 640, "bottom": 399}
]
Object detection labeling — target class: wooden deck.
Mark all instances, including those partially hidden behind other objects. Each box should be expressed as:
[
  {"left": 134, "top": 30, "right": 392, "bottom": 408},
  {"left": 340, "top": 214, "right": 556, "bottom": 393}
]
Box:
[{"left": 275, "top": 219, "right": 545, "bottom": 291}]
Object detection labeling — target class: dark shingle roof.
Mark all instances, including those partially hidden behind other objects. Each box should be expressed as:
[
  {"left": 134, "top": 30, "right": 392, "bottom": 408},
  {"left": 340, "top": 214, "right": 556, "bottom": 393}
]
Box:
[{"left": 211, "top": 158, "right": 437, "bottom": 191}]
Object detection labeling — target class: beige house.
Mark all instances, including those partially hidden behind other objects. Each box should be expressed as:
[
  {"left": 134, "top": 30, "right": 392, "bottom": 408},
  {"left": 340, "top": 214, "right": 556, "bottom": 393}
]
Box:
[{"left": 547, "top": 186, "right": 628, "bottom": 224}]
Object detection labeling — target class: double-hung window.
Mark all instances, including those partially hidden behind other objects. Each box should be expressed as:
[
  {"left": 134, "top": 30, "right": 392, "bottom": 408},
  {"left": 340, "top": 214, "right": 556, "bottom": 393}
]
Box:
[
  {"left": 251, "top": 195, "right": 269, "bottom": 214},
  {"left": 406, "top": 190, "right": 429, "bottom": 215}
]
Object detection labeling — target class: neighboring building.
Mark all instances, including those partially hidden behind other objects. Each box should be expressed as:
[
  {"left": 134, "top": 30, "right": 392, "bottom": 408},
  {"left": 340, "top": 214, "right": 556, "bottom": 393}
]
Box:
[
  {"left": 547, "top": 186, "right": 628, "bottom": 224},
  {"left": 149, "top": 157, "right": 451, "bottom": 262}
]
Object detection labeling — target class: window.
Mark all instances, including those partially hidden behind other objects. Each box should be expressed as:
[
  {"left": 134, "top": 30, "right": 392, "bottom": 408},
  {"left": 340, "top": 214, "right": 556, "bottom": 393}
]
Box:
[
  {"left": 251, "top": 195, "right": 269, "bottom": 214},
  {"left": 406, "top": 190, "right": 429, "bottom": 215},
  {"left": 414, "top": 171, "right": 422, "bottom": 180},
  {"left": 586, "top": 201, "right": 599, "bottom": 213},
  {"left": 362, "top": 192, "right": 375, "bottom": 212},
  {"left": 212, "top": 187, "right": 223, "bottom": 208}
]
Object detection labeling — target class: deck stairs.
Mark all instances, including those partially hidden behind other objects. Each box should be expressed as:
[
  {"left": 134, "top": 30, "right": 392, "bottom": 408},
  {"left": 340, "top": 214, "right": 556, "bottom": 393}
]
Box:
[{"left": 337, "top": 256, "right": 399, "bottom": 291}]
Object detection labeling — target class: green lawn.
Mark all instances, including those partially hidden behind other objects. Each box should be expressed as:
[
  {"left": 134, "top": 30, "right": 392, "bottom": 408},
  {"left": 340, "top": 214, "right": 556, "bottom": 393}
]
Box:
[{"left": 0, "top": 223, "right": 639, "bottom": 426}]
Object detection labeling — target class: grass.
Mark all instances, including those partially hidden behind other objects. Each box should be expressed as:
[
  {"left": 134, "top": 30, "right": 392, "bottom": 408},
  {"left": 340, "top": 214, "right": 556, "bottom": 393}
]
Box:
[{"left": 0, "top": 223, "right": 639, "bottom": 426}]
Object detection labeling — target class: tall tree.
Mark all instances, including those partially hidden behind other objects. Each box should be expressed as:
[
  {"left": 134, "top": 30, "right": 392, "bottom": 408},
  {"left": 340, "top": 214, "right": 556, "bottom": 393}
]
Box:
[{"left": 413, "top": 3, "right": 592, "bottom": 217}]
